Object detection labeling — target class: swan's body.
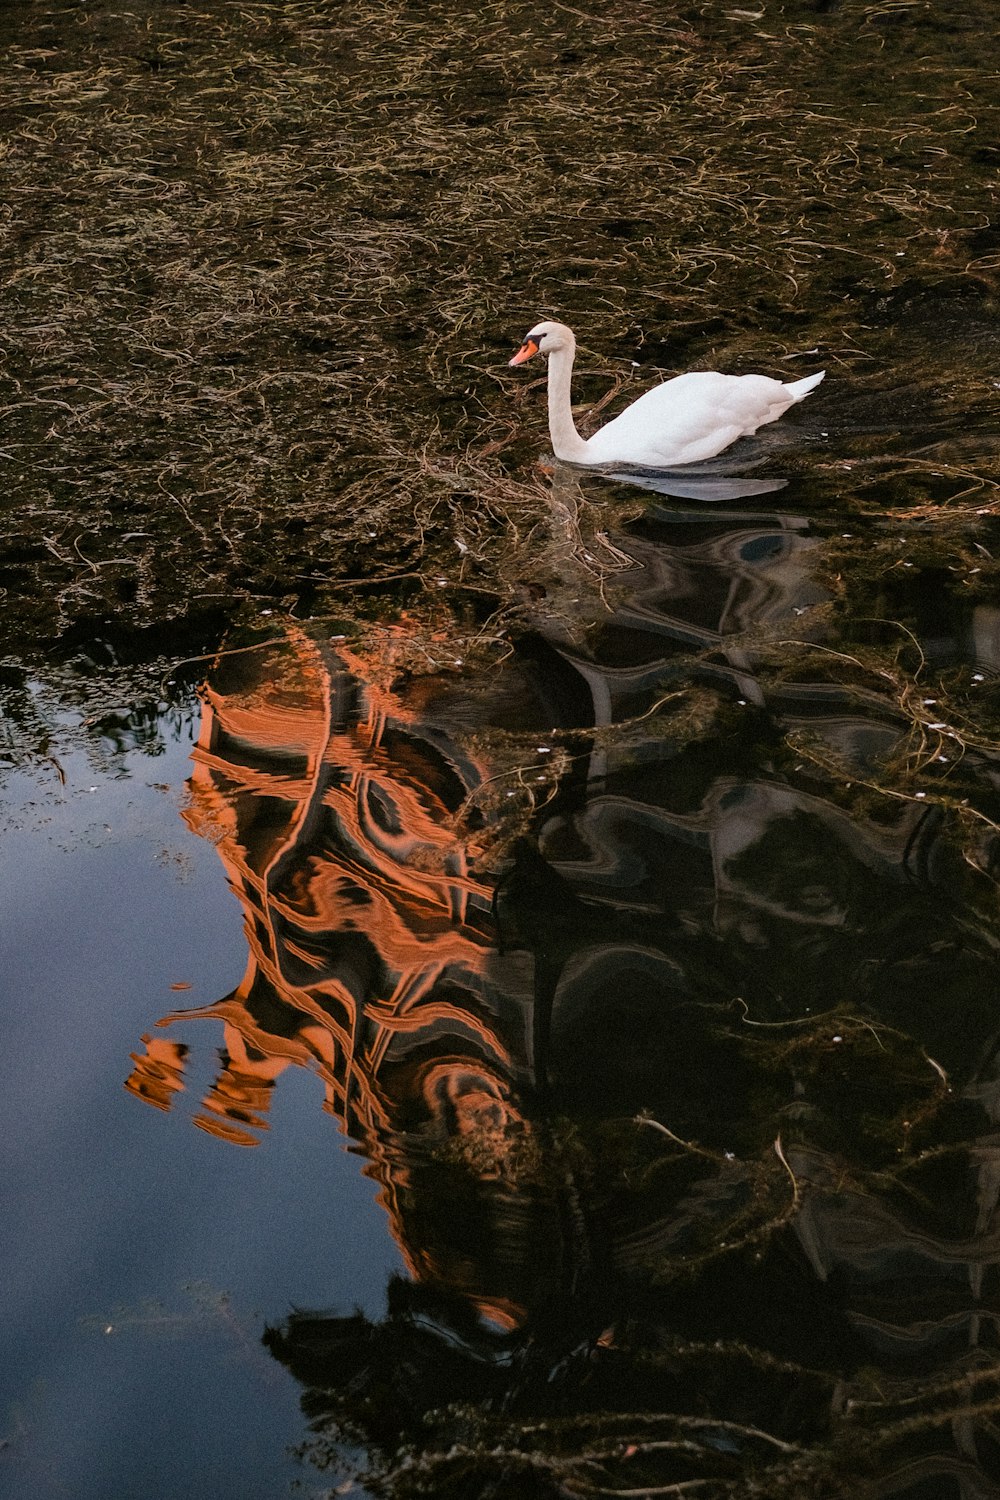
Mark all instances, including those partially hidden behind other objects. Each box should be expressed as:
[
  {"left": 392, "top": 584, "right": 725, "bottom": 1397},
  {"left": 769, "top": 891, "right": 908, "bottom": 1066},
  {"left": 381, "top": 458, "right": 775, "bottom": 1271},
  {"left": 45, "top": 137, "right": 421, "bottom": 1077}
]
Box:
[{"left": 510, "top": 320, "right": 825, "bottom": 468}]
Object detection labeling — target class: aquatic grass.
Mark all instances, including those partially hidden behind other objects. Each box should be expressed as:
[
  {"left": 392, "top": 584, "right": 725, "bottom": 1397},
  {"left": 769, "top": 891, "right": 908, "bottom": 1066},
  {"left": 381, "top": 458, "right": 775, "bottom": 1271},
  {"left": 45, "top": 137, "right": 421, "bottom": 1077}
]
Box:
[
  {"left": 1, "top": 0, "right": 999, "bottom": 661},
  {"left": 2, "top": 0, "right": 999, "bottom": 928}
]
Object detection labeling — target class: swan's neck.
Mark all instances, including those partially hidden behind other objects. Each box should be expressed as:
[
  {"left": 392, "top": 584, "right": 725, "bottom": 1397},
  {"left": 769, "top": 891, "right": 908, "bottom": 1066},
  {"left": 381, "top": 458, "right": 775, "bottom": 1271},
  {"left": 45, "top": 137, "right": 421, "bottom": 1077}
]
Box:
[{"left": 546, "top": 346, "right": 590, "bottom": 463}]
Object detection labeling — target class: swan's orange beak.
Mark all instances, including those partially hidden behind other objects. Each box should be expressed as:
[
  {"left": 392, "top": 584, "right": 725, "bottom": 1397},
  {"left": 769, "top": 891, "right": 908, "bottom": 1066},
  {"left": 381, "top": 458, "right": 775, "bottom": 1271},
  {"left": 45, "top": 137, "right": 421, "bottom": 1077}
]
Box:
[{"left": 509, "top": 338, "right": 539, "bottom": 367}]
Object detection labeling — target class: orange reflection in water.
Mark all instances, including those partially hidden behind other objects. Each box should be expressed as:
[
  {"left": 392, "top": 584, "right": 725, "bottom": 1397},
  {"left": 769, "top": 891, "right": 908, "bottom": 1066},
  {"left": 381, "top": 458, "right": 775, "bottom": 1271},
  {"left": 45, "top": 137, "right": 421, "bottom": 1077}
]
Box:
[{"left": 127, "top": 628, "right": 534, "bottom": 1305}]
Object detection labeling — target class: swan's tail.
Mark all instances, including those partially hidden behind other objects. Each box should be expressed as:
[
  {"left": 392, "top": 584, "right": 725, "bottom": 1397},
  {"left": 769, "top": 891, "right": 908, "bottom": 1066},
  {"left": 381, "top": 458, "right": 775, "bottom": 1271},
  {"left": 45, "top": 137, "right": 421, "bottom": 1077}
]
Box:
[{"left": 784, "top": 369, "right": 825, "bottom": 401}]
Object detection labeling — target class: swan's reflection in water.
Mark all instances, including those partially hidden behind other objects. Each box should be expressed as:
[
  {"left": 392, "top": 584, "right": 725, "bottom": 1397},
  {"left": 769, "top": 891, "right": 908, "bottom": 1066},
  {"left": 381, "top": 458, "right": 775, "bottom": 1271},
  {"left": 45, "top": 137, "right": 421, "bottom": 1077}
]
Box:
[
  {"left": 590, "top": 462, "right": 789, "bottom": 504},
  {"left": 127, "top": 476, "right": 1000, "bottom": 1496}
]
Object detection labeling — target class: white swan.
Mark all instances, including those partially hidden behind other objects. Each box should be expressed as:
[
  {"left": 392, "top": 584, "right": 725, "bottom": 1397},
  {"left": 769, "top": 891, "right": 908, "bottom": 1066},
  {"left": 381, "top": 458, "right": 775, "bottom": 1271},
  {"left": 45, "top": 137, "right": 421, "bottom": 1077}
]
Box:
[{"left": 509, "top": 320, "right": 825, "bottom": 468}]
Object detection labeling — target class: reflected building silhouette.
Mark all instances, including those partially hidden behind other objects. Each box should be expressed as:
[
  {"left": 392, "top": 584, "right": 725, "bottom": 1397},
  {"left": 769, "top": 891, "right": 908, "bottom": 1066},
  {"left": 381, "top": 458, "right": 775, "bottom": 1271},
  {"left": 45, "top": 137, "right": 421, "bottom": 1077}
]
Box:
[
  {"left": 127, "top": 486, "right": 1000, "bottom": 1496},
  {"left": 126, "top": 626, "right": 549, "bottom": 1312}
]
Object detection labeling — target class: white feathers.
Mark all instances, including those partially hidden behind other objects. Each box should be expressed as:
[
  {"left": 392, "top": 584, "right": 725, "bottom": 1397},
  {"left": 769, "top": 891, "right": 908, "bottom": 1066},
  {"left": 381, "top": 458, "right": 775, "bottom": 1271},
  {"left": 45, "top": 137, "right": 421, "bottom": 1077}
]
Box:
[{"left": 510, "top": 320, "right": 825, "bottom": 468}]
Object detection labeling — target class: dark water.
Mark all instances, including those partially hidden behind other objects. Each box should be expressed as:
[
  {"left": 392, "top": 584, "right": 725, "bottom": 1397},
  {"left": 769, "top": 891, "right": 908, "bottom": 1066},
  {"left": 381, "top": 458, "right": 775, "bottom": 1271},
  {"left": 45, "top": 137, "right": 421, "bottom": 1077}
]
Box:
[
  {"left": 4, "top": 1, "right": 1000, "bottom": 1498},
  {"left": 0, "top": 727, "right": 402, "bottom": 1497},
  {"left": 5, "top": 466, "right": 1000, "bottom": 1497}
]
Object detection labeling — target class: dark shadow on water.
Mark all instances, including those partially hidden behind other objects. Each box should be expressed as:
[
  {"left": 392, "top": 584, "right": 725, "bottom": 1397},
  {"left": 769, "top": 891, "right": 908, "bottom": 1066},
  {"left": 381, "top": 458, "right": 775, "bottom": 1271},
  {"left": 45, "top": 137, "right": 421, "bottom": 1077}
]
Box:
[{"left": 124, "top": 474, "right": 1000, "bottom": 1498}]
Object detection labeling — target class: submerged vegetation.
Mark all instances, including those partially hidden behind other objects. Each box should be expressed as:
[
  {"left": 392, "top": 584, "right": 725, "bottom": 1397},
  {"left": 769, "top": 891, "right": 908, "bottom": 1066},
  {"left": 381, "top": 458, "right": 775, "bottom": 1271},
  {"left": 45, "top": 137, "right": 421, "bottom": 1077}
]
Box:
[
  {"left": 3, "top": 0, "right": 999, "bottom": 834},
  {"left": 1, "top": 0, "right": 998, "bottom": 655},
  {"left": 5, "top": 2, "right": 1000, "bottom": 1497}
]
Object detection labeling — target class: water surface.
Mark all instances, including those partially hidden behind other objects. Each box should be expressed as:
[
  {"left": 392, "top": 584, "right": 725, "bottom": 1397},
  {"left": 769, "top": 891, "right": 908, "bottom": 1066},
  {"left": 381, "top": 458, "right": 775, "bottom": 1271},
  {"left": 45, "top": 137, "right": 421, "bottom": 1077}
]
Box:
[
  {"left": 0, "top": 726, "right": 402, "bottom": 1498},
  {"left": 3, "top": 1, "right": 1000, "bottom": 1496}
]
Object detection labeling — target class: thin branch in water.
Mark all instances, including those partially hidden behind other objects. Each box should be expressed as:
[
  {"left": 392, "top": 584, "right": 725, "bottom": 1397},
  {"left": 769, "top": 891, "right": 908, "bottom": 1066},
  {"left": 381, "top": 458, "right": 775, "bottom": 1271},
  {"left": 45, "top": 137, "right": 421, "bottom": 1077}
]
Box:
[{"left": 773, "top": 1134, "right": 801, "bottom": 1212}]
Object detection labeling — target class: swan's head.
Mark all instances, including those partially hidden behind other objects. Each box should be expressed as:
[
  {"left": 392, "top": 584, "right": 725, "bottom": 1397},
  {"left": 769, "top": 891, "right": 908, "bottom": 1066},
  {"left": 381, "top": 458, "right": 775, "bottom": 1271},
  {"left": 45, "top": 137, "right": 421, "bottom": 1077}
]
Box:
[{"left": 509, "top": 320, "right": 575, "bottom": 366}]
